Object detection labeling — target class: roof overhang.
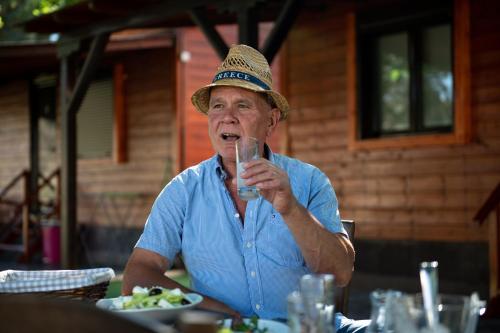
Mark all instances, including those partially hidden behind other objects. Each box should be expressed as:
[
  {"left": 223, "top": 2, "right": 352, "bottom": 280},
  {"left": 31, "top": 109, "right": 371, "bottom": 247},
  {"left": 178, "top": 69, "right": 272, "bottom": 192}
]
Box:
[
  {"left": 21, "top": 0, "right": 285, "bottom": 36},
  {"left": 0, "top": 28, "right": 174, "bottom": 80},
  {"left": 19, "top": 0, "right": 317, "bottom": 62}
]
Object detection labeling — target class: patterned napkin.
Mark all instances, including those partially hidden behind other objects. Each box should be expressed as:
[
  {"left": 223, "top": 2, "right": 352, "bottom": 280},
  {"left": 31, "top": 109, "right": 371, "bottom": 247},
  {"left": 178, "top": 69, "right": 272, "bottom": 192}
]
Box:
[{"left": 0, "top": 268, "right": 115, "bottom": 293}]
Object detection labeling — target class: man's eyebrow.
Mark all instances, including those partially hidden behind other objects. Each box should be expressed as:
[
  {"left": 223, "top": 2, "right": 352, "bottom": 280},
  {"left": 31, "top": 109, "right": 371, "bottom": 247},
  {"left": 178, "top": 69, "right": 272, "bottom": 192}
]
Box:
[
  {"left": 234, "top": 98, "right": 254, "bottom": 105},
  {"left": 209, "top": 97, "right": 225, "bottom": 105},
  {"left": 209, "top": 97, "right": 254, "bottom": 105}
]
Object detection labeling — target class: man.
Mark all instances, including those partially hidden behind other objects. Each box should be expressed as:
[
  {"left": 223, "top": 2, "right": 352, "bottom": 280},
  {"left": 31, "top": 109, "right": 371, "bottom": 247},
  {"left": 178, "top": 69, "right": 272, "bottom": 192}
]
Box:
[{"left": 123, "top": 44, "right": 368, "bottom": 332}]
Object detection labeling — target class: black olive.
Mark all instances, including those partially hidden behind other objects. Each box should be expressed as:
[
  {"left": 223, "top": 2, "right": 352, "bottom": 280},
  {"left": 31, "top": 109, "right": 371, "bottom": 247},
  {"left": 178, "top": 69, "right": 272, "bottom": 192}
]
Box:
[
  {"left": 181, "top": 298, "right": 191, "bottom": 305},
  {"left": 148, "top": 287, "right": 162, "bottom": 296}
]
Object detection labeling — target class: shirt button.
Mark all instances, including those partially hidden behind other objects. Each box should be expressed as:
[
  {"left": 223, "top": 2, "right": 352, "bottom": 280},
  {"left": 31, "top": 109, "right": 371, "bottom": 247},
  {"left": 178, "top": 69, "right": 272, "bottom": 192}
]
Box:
[
  {"left": 251, "top": 271, "right": 256, "bottom": 277},
  {"left": 234, "top": 213, "right": 240, "bottom": 218},
  {"left": 246, "top": 242, "right": 252, "bottom": 248},
  {"left": 255, "top": 304, "right": 260, "bottom": 310}
]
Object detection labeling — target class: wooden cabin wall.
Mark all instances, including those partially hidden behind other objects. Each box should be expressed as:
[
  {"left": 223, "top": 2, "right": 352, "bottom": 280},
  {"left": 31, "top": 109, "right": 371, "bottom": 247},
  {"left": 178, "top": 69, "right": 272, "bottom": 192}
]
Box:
[
  {"left": 0, "top": 81, "right": 29, "bottom": 202},
  {"left": 77, "top": 48, "right": 176, "bottom": 248},
  {"left": 285, "top": 0, "right": 499, "bottom": 243},
  {"left": 176, "top": 24, "right": 283, "bottom": 171},
  {"left": 75, "top": 47, "right": 177, "bottom": 266},
  {"left": 0, "top": 48, "right": 175, "bottom": 226}
]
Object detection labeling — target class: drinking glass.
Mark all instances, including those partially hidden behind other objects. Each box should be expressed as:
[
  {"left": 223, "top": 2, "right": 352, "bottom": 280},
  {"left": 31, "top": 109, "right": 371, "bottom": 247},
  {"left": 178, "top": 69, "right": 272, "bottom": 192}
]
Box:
[
  {"left": 288, "top": 291, "right": 305, "bottom": 333},
  {"left": 236, "top": 136, "right": 260, "bottom": 201},
  {"left": 398, "top": 293, "right": 485, "bottom": 333},
  {"left": 366, "top": 289, "right": 404, "bottom": 333},
  {"left": 298, "top": 274, "right": 336, "bottom": 333}
]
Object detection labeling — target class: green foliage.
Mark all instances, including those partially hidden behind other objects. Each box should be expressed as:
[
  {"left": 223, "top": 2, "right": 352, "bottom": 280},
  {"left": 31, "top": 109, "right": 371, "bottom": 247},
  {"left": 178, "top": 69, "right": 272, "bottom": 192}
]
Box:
[
  {"left": 0, "top": 0, "right": 81, "bottom": 30},
  {"left": 0, "top": 0, "right": 81, "bottom": 41},
  {"left": 32, "top": 0, "right": 80, "bottom": 17}
]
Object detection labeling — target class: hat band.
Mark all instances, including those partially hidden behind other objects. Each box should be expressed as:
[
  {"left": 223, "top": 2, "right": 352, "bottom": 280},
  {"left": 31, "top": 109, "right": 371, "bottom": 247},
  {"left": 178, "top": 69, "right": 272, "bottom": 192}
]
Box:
[{"left": 212, "top": 70, "right": 270, "bottom": 90}]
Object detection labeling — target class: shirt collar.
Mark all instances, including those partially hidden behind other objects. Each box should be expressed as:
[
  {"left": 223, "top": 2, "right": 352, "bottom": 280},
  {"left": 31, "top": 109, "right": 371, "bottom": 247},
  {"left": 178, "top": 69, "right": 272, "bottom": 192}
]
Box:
[{"left": 214, "top": 144, "right": 274, "bottom": 180}]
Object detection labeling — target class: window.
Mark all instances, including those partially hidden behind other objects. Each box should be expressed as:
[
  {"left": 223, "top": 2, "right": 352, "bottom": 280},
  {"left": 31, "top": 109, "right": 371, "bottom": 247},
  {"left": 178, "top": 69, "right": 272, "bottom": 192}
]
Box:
[
  {"left": 77, "top": 76, "right": 114, "bottom": 159},
  {"left": 347, "top": 0, "right": 471, "bottom": 149},
  {"left": 76, "top": 64, "right": 127, "bottom": 162}
]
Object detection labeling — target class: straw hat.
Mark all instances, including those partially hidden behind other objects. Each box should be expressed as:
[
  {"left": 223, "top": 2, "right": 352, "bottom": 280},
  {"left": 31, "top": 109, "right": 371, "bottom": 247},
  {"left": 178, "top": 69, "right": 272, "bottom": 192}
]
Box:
[{"left": 191, "top": 44, "right": 289, "bottom": 121}]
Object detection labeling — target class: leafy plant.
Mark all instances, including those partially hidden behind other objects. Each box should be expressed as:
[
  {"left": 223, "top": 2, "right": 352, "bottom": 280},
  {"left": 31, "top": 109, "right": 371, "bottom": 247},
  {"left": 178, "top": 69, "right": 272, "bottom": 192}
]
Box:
[{"left": 0, "top": 0, "right": 80, "bottom": 32}]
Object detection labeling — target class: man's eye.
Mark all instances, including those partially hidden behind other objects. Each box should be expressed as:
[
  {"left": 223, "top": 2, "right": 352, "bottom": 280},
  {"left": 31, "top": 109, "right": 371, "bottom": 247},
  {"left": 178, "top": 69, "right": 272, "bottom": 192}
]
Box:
[
  {"left": 238, "top": 104, "right": 249, "bottom": 109},
  {"left": 211, "top": 104, "right": 223, "bottom": 110}
]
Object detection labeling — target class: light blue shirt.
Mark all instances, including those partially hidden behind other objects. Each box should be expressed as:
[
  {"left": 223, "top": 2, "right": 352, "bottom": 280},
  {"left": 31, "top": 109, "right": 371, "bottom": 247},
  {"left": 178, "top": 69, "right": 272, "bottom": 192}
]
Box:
[{"left": 136, "top": 147, "right": 345, "bottom": 319}]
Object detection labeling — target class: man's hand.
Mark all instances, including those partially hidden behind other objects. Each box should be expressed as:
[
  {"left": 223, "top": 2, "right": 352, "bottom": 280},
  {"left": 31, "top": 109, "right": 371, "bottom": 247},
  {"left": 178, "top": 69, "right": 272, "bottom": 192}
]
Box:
[
  {"left": 238, "top": 158, "right": 298, "bottom": 215},
  {"left": 236, "top": 160, "right": 355, "bottom": 286}
]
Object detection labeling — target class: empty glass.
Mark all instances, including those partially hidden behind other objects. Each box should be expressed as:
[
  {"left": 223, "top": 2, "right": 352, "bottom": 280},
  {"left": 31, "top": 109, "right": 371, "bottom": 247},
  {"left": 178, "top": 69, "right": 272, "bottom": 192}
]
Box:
[
  {"left": 400, "top": 293, "right": 484, "bottom": 333},
  {"left": 378, "top": 292, "right": 485, "bottom": 333},
  {"left": 287, "top": 274, "right": 336, "bottom": 333},
  {"left": 288, "top": 291, "right": 306, "bottom": 333},
  {"left": 299, "top": 274, "right": 335, "bottom": 306},
  {"left": 365, "top": 289, "right": 403, "bottom": 333}
]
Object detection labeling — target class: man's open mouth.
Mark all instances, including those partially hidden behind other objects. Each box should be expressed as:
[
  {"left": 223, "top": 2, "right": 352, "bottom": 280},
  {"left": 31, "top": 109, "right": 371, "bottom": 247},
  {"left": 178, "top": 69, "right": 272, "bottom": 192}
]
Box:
[{"left": 221, "top": 133, "right": 240, "bottom": 141}]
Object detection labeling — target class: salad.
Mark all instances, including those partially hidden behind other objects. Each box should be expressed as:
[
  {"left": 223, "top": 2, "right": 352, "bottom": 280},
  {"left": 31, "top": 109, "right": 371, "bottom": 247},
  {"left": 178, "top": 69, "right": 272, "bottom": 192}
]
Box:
[
  {"left": 218, "top": 316, "right": 269, "bottom": 333},
  {"left": 110, "top": 286, "right": 192, "bottom": 310}
]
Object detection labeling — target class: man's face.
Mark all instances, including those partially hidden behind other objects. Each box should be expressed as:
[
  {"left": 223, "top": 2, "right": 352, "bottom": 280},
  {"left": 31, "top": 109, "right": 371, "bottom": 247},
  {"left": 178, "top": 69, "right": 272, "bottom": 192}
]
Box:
[{"left": 207, "top": 86, "right": 280, "bottom": 163}]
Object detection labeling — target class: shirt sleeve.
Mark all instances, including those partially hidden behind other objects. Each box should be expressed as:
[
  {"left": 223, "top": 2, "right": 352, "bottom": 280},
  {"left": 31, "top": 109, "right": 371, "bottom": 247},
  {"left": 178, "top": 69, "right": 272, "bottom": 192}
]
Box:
[
  {"left": 307, "top": 168, "right": 347, "bottom": 237},
  {"left": 135, "top": 175, "right": 188, "bottom": 266}
]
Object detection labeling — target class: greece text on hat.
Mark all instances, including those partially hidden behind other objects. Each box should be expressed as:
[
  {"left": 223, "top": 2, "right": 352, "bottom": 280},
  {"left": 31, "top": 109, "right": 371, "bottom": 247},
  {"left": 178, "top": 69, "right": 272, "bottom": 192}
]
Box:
[{"left": 191, "top": 44, "right": 290, "bottom": 121}]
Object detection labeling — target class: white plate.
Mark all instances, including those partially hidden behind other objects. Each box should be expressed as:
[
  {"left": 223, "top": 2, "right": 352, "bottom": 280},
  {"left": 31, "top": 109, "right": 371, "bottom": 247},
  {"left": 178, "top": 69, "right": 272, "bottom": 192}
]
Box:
[
  {"left": 221, "top": 318, "right": 289, "bottom": 333},
  {"left": 96, "top": 293, "right": 203, "bottom": 321}
]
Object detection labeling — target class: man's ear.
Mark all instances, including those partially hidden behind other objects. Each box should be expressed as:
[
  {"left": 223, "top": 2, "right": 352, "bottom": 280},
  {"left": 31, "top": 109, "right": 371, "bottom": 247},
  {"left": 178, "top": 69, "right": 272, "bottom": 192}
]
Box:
[{"left": 266, "top": 108, "right": 280, "bottom": 137}]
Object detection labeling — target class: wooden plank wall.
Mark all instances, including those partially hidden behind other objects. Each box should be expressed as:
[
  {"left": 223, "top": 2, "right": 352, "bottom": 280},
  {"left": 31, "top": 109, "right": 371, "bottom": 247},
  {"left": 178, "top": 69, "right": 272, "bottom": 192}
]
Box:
[
  {"left": 0, "top": 49, "right": 176, "bottom": 229},
  {"left": 0, "top": 81, "right": 29, "bottom": 201},
  {"left": 285, "top": 0, "right": 500, "bottom": 242},
  {"left": 177, "top": 24, "right": 283, "bottom": 170},
  {"left": 78, "top": 48, "right": 176, "bottom": 228}
]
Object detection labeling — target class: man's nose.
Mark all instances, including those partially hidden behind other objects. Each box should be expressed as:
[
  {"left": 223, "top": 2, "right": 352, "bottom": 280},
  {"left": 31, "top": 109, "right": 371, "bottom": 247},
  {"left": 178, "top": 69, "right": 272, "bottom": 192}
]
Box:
[{"left": 221, "top": 106, "right": 238, "bottom": 122}]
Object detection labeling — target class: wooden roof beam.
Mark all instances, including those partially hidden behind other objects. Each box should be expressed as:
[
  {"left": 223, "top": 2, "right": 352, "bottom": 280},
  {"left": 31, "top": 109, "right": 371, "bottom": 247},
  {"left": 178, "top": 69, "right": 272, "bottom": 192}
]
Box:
[
  {"left": 262, "top": 0, "right": 304, "bottom": 63},
  {"left": 189, "top": 6, "right": 229, "bottom": 60},
  {"left": 191, "top": 0, "right": 302, "bottom": 63},
  {"left": 238, "top": 4, "right": 259, "bottom": 49},
  {"left": 59, "top": 0, "right": 227, "bottom": 42}
]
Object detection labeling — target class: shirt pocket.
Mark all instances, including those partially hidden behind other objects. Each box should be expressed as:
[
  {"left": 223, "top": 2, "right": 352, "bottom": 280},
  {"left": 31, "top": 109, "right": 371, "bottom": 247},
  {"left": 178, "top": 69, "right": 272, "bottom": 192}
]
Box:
[{"left": 259, "top": 212, "right": 305, "bottom": 268}]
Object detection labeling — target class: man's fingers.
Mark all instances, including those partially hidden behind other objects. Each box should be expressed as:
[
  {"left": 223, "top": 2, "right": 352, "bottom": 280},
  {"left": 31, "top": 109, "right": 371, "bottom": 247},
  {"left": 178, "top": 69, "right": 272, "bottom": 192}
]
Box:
[
  {"left": 240, "top": 161, "right": 269, "bottom": 178},
  {"left": 255, "top": 179, "right": 281, "bottom": 189},
  {"left": 245, "top": 168, "right": 283, "bottom": 186}
]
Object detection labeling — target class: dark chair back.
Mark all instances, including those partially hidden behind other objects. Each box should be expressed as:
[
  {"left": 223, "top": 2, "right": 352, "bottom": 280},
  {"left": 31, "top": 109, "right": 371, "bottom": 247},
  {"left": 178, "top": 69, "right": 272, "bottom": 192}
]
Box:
[{"left": 334, "top": 219, "right": 355, "bottom": 315}]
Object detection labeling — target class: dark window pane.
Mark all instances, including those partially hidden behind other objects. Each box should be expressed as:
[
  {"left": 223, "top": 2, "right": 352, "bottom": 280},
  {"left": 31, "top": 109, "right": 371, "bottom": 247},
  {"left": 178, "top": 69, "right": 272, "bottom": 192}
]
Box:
[
  {"left": 376, "top": 33, "right": 410, "bottom": 132},
  {"left": 422, "top": 24, "right": 453, "bottom": 128}
]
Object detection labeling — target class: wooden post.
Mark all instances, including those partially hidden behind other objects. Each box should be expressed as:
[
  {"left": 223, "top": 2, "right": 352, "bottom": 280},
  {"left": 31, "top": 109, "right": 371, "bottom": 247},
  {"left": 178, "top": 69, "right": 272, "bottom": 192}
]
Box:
[
  {"left": 488, "top": 210, "right": 499, "bottom": 298},
  {"left": 28, "top": 82, "right": 40, "bottom": 216},
  {"left": 60, "top": 54, "right": 77, "bottom": 269},
  {"left": 59, "top": 33, "right": 109, "bottom": 269},
  {"left": 497, "top": 205, "right": 500, "bottom": 297},
  {"left": 56, "top": 168, "right": 61, "bottom": 220},
  {"left": 22, "top": 170, "right": 30, "bottom": 259},
  {"left": 474, "top": 183, "right": 500, "bottom": 298}
]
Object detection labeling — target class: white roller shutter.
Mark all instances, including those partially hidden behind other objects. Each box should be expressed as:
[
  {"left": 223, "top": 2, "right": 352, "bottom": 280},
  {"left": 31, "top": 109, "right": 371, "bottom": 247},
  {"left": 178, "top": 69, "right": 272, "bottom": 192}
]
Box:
[{"left": 77, "top": 79, "right": 113, "bottom": 159}]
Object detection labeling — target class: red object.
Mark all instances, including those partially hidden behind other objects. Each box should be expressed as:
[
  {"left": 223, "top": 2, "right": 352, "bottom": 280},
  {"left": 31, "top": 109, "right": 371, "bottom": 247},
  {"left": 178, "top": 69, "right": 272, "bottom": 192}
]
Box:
[{"left": 42, "top": 224, "right": 60, "bottom": 265}]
